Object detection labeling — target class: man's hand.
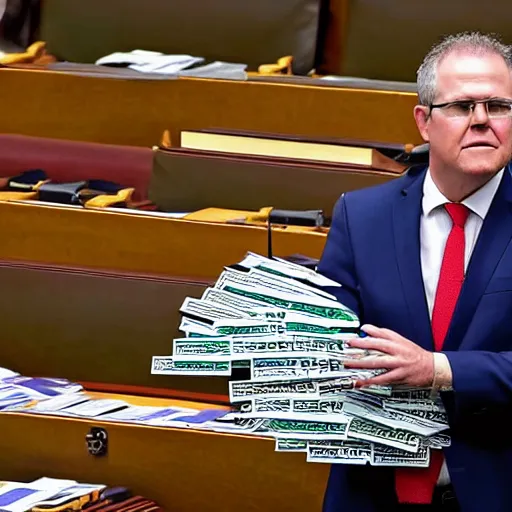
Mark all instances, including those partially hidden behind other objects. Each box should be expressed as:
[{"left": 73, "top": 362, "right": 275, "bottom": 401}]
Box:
[{"left": 344, "top": 324, "right": 435, "bottom": 388}]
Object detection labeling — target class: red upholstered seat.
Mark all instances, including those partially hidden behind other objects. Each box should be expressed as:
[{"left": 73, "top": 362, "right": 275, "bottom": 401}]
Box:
[{"left": 0, "top": 134, "right": 153, "bottom": 201}]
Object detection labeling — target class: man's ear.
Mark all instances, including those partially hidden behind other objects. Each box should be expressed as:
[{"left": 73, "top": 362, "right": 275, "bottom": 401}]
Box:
[{"left": 413, "top": 105, "right": 430, "bottom": 142}]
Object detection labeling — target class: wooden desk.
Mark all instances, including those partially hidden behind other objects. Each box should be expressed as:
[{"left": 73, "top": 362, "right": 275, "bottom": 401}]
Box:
[
  {"left": 1, "top": 393, "right": 329, "bottom": 511},
  {"left": 0, "top": 200, "right": 325, "bottom": 395},
  {"left": 0, "top": 68, "right": 421, "bottom": 146}
]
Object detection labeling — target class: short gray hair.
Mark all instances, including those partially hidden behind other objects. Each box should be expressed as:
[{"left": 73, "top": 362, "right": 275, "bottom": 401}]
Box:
[{"left": 417, "top": 31, "right": 512, "bottom": 106}]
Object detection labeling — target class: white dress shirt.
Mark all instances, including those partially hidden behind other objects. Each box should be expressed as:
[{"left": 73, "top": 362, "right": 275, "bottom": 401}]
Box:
[{"left": 420, "top": 167, "right": 504, "bottom": 485}]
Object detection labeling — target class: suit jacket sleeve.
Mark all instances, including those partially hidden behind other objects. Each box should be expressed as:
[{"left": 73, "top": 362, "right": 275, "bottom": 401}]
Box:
[
  {"left": 442, "top": 350, "right": 512, "bottom": 413},
  {"left": 317, "top": 194, "right": 362, "bottom": 318}
]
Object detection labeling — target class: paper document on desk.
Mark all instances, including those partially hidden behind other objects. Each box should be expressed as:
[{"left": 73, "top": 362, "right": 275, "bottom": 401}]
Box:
[
  {"left": 23, "top": 392, "right": 90, "bottom": 414},
  {"left": 149, "top": 408, "right": 229, "bottom": 428},
  {"left": 0, "top": 478, "right": 75, "bottom": 512},
  {"left": 0, "top": 477, "right": 105, "bottom": 512},
  {"left": 95, "top": 50, "right": 203, "bottom": 74},
  {"left": 0, "top": 374, "right": 84, "bottom": 412},
  {"left": 46, "top": 62, "right": 176, "bottom": 80},
  {"left": 27, "top": 481, "right": 106, "bottom": 508},
  {"left": 1, "top": 376, "right": 83, "bottom": 399},
  {"left": 0, "top": 367, "right": 19, "bottom": 380},
  {"left": 0, "top": 386, "right": 33, "bottom": 410},
  {"left": 100, "top": 405, "right": 196, "bottom": 424},
  {"left": 56, "top": 399, "right": 128, "bottom": 417},
  {"left": 178, "top": 61, "right": 247, "bottom": 80}
]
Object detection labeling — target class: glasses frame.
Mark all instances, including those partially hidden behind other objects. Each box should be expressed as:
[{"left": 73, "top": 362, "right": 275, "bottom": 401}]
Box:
[{"left": 428, "top": 97, "right": 512, "bottom": 118}]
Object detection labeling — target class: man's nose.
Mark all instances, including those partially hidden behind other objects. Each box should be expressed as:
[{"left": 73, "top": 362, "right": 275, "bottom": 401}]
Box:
[{"left": 470, "top": 103, "right": 490, "bottom": 125}]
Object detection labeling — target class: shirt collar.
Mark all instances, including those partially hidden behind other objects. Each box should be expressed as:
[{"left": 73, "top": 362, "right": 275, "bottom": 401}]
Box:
[{"left": 422, "top": 168, "right": 504, "bottom": 220}]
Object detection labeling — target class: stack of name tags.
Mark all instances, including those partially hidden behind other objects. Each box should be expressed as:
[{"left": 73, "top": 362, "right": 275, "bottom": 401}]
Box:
[{"left": 151, "top": 252, "right": 450, "bottom": 468}]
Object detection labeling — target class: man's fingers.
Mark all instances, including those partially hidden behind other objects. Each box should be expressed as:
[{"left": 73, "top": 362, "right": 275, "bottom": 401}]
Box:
[
  {"left": 360, "top": 324, "right": 381, "bottom": 337},
  {"left": 361, "top": 324, "right": 405, "bottom": 342},
  {"left": 355, "top": 368, "right": 405, "bottom": 388},
  {"left": 344, "top": 356, "right": 399, "bottom": 370},
  {"left": 346, "top": 337, "right": 396, "bottom": 354}
]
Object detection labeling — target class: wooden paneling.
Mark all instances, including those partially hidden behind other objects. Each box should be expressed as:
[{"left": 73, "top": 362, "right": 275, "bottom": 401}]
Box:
[
  {"left": 0, "top": 69, "right": 422, "bottom": 146},
  {"left": 0, "top": 394, "right": 329, "bottom": 511}
]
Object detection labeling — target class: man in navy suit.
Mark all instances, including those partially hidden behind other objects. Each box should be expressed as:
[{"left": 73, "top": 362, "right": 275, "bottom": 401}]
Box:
[{"left": 317, "top": 32, "right": 512, "bottom": 511}]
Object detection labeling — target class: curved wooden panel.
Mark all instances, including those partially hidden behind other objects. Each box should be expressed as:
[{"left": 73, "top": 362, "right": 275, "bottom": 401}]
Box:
[
  {"left": 0, "top": 68, "right": 422, "bottom": 145},
  {"left": 320, "top": 0, "right": 512, "bottom": 81},
  {"left": 0, "top": 201, "right": 326, "bottom": 277},
  {"left": 0, "top": 395, "right": 329, "bottom": 511}
]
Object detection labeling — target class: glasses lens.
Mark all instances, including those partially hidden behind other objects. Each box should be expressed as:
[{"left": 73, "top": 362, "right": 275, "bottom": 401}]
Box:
[
  {"left": 487, "top": 100, "right": 512, "bottom": 118},
  {"left": 443, "top": 101, "right": 474, "bottom": 117}
]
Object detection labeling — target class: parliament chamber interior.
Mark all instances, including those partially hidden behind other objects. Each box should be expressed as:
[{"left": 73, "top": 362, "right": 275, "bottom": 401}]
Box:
[{"left": 0, "top": 1, "right": 509, "bottom": 510}]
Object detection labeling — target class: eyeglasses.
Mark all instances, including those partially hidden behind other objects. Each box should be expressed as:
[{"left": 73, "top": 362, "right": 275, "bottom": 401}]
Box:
[{"left": 429, "top": 98, "right": 512, "bottom": 118}]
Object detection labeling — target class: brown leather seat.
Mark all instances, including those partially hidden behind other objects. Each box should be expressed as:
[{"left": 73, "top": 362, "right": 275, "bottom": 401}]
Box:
[
  {"left": 319, "top": 0, "right": 512, "bottom": 81},
  {"left": 0, "top": 261, "right": 222, "bottom": 397},
  {"left": 39, "top": 0, "right": 322, "bottom": 75}
]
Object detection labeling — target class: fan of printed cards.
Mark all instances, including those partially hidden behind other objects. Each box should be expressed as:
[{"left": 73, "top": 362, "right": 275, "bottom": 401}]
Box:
[{"left": 151, "top": 252, "right": 449, "bottom": 467}]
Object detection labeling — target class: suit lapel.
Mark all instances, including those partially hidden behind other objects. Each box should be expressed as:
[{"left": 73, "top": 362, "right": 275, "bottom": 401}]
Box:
[
  {"left": 443, "top": 165, "right": 512, "bottom": 351},
  {"left": 392, "top": 167, "right": 434, "bottom": 350}
]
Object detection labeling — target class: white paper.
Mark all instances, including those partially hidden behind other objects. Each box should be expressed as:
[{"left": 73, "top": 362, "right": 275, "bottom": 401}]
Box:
[
  {"left": 0, "top": 478, "right": 76, "bottom": 512},
  {"left": 57, "top": 399, "right": 128, "bottom": 417},
  {"left": 24, "top": 393, "right": 90, "bottom": 414},
  {"left": 29, "top": 483, "right": 106, "bottom": 507},
  {"left": 239, "top": 252, "right": 342, "bottom": 288},
  {"left": 95, "top": 50, "right": 203, "bottom": 74}
]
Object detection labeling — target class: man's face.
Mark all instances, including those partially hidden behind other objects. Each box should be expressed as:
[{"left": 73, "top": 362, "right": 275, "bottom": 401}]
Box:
[{"left": 414, "top": 51, "right": 512, "bottom": 178}]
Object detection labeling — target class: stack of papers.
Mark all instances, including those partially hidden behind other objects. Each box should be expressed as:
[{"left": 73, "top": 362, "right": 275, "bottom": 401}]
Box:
[
  {"left": 24, "top": 393, "right": 228, "bottom": 429},
  {"left": 151, "top": 252, "right": 450, "bottom": 467},
  {"left": 0, "top": 369, "right": 229, "bottom": 430},
  {"left": 0, "top": 373, "right": 83, "bottom": 411},
  {"left": 95, "top": 50, "right": 204, "bottom": 74},
  {"left": 94, "top": 50, "right": 248, "bottom": 79},
  {"left": 0, "top": 477, "right": 105, "bottom": 512},
  {"left": 178, "top": 61, "right": 247, "bottom": 80}
]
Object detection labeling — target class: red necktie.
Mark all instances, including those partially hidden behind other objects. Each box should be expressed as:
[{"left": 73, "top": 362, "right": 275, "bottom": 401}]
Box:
[{"left": 395, "top": 202, "right": 470, "bottom": 504}]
